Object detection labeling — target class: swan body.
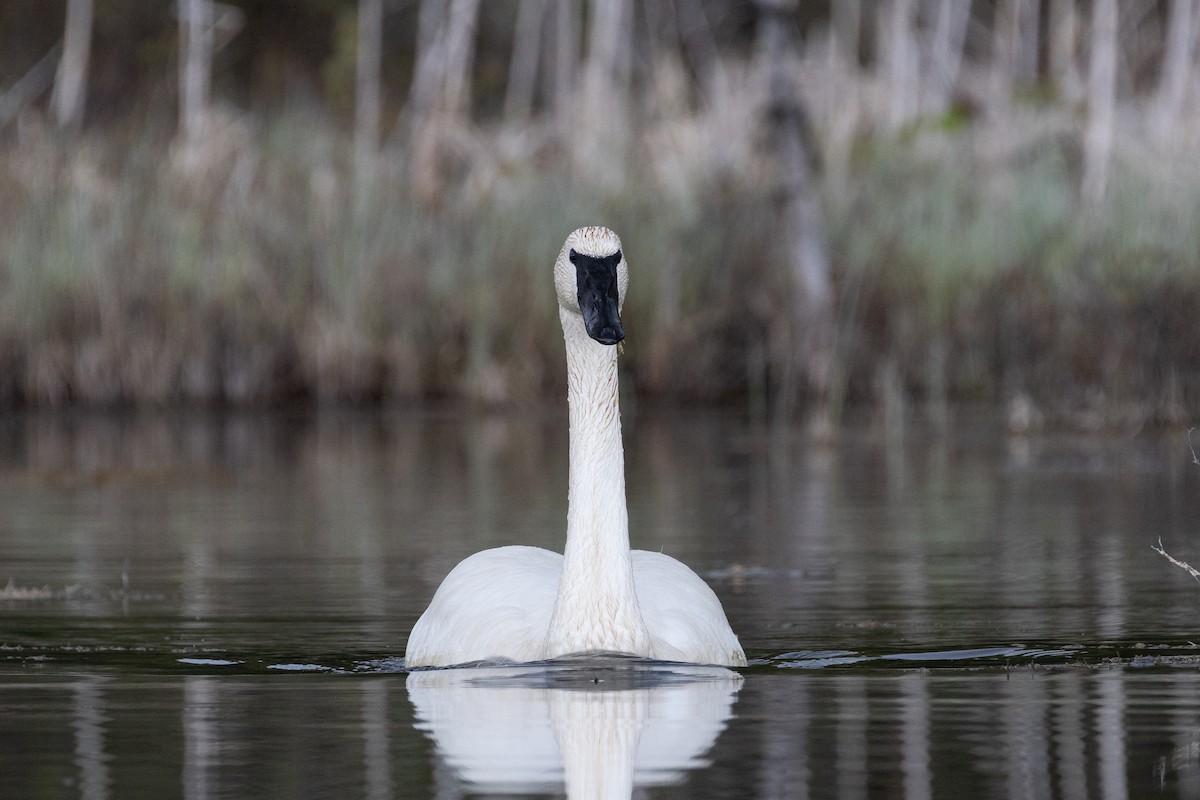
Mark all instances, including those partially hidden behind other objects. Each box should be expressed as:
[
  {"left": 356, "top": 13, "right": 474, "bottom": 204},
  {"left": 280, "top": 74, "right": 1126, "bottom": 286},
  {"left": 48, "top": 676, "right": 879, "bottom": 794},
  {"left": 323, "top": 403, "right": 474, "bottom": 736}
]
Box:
[{"left": 405, "top": 227, "right": 746, "bottom": 668}]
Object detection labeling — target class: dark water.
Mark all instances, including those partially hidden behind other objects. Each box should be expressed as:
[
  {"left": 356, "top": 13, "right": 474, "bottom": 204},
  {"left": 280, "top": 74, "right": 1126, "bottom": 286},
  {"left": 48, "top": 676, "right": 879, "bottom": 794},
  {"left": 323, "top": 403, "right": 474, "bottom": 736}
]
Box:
[{"left": 3, "top": 409, "right": 1200, "bottom": 798}]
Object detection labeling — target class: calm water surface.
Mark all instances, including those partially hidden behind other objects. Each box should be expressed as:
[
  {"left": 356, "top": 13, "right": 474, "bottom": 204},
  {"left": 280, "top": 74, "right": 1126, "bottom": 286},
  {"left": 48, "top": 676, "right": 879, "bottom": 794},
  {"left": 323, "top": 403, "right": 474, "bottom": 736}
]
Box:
[{"left": 2, "top": 409, "right": 1200, "bottom": 798}]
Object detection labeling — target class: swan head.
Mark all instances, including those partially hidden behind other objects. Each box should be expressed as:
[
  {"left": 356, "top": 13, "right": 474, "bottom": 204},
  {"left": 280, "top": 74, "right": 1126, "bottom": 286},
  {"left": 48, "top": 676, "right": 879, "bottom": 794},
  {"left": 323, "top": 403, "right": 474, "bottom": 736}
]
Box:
[{"left": 555, "top": 227, "right": 629, "bottom": 346}]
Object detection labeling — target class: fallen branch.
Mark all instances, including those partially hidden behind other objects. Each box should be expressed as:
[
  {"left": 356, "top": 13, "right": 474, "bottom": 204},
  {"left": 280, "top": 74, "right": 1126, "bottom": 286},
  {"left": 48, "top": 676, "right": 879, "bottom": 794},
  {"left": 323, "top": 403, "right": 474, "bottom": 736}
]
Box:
[
  {"left": 0, "top": 42, "right": 62, "bottom": 128},
  {"left": 1153, "top": 537, "right": 1200, "bottom": 583}
]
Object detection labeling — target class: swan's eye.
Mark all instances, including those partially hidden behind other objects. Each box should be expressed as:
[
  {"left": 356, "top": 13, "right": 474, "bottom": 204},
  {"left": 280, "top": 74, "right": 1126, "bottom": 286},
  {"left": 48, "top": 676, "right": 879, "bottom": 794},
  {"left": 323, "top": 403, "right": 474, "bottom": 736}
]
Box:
[{"left": 569, "top": 249, "right": 580, "bottom": 265}]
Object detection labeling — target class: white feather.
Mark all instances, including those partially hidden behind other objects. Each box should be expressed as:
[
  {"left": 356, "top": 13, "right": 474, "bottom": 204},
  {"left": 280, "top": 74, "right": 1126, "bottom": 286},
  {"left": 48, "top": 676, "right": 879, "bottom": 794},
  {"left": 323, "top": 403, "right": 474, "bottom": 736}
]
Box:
[{"left": 405, "top": 228, "right": 746, "bottom": 668}]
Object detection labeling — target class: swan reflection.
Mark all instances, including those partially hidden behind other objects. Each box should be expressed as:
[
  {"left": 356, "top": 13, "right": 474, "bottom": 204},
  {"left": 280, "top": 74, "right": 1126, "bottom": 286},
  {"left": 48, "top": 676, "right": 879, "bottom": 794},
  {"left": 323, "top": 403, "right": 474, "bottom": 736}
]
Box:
[{"left": 407, "top": 657, "right": 741, "bottom": 798}]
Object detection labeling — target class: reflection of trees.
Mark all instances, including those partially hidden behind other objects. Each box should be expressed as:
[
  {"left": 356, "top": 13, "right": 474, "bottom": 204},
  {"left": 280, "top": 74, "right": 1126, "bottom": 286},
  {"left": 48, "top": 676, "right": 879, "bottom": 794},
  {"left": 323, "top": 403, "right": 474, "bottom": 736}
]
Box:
[
  {"left": 2, "top": 412, "right": 1197, "bottom": 645},
  {"left": 73, "top": 676, "right": 111, "bottom": 800},
  {"left": 4, "top": 666, "right": 1195, "bottom": 796},
  {"left": 182, "top": 677, "right": 218, "bottom": 800},
  {"left": 6, "top": 414, "right": 1200, "bottom": 794}
]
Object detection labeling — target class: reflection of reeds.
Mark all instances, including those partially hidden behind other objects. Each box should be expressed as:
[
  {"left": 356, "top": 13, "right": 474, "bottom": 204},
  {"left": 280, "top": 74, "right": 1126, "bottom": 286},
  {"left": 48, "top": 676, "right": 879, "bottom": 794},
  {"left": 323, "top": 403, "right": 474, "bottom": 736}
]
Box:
[{"left": 2, "top": 95, "right": 1200, "bottom": 426}]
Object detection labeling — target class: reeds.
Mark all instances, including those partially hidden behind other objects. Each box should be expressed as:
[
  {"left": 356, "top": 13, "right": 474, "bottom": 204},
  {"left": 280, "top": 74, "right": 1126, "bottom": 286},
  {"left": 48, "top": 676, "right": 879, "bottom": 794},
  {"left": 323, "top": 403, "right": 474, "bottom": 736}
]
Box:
[
  {"left": 828, "top": 128, "right": 1200, "bottom": 429},
  {"left": 2, "top": 70, "right": 1200, "bottom": 428}
]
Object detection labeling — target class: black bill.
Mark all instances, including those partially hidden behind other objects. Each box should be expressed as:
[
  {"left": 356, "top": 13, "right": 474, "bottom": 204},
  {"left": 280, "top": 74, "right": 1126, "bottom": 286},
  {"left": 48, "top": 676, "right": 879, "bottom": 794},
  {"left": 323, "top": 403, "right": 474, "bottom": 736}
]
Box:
[{"left": 569, "top": 248, "right": 624, "bottom": 345}]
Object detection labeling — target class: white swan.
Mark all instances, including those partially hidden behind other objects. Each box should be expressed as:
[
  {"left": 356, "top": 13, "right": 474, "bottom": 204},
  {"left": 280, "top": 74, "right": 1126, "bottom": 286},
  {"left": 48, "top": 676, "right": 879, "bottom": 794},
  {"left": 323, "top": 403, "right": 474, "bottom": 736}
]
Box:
[{"left": 405, "top": 226, "right": 746, "bottom": 668}]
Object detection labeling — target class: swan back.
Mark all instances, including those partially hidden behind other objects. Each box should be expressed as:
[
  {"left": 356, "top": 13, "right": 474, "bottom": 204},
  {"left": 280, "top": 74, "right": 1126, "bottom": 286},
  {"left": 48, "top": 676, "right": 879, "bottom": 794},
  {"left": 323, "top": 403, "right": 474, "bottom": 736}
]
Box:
[
  {"left": 632, "top": 551, "right": 747, "bottom": 666},
  {"left": 405, "top": 546, "right": 561, "bottom": 666}
]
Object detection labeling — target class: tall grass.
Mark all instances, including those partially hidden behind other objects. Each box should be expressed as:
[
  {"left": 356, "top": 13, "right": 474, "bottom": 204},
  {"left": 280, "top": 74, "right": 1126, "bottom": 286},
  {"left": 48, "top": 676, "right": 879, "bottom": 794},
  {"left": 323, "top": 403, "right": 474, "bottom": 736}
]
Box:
[
  {"left": 2, "top": 96, "right": 1200, "bottom": 429},
  {"left": 0, "top": 111, "right": 752, "bottom": 407},
  {"left": 826, "top": 127, "right": 1200, "bottom": 429}
]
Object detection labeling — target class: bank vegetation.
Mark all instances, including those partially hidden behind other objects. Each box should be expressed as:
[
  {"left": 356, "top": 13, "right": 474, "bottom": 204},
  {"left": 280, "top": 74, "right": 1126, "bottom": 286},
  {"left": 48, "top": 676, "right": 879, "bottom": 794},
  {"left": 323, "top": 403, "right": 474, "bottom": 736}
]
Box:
[{"left": 1, "top": 1, "right": 1199, "bottom": 431}]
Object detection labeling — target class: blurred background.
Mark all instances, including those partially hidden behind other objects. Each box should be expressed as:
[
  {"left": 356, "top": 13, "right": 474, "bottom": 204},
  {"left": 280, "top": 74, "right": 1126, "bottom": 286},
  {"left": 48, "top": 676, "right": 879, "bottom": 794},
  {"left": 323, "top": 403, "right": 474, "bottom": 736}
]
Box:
[{"left": 1, "top": 0, "right": 1198, "bottom": 430}]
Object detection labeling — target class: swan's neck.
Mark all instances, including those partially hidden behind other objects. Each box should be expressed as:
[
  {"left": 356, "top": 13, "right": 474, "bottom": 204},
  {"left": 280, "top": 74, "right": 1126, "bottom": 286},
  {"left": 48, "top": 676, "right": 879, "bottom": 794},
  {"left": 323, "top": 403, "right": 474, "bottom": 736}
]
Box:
[{"left": 546, "top": 310, "right": 651, "bottom": 657}]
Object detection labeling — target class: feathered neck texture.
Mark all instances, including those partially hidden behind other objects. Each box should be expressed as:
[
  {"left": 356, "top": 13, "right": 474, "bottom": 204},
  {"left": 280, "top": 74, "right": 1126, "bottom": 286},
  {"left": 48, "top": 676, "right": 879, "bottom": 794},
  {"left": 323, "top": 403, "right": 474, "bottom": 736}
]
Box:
[{"left": 545, "top": 308, "right": 652, "bottom": 657}]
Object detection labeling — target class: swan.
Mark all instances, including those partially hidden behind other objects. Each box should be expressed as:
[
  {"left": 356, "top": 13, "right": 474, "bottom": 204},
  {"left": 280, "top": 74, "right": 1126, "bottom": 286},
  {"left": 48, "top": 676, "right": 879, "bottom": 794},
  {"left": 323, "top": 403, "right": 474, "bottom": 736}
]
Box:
[{"left": 404, "top": 226, "right": 746, "bottom": 668}]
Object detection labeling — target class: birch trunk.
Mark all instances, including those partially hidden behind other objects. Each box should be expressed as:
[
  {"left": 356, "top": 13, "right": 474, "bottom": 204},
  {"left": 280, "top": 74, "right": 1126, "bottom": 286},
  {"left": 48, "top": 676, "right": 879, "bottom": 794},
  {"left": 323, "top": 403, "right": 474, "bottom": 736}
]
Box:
[
  {"left": 407, "top": 0, "right": 480, "bottom": 199},
  {"left": 882, "top": 0, "right": 917, "bottom": 131},
  {"left": 1155, "top": 0, "right": 1198, "bottom": 136},
  {"left": 355, "top": 0, "right": 383, "bottom": 175},
  {"left": 179, "top": 0, "right": 213, "bottom": 144},
  {"left": 993, "top": 0, "right": 1039, "bottom": 85},
  {"left": 407, "top": 0, "right": 448, "bottom": 127},
  {"left": 574, "top": 0, "right": 630, "bottom": 181},
  {"left": 924, "top": 0, "right": 970, "bottom": 114},
  {"left": 1082, "top": 0, "right": 1118, "bottom": 208},
  {"left": 52, "top": 0, "right": 93, "bottom": 129},
  {"left": 581, "top": 0, "right": 629, "bottom": 109},
  {"left": 440, "top": 0, "right": 481, "bottom": 116}
]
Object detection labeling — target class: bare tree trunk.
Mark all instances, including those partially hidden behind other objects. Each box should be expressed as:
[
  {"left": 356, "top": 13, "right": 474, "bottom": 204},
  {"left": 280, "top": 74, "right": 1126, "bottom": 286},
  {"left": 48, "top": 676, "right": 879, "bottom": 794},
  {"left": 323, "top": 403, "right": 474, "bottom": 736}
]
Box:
[
  {"left": 406, "top": 0, "right": 480, "bottom": 199},
  {"left": 405, "top": 0, "right": 447, "bottom": 196},
  {"left": 1155, "top": 0, "right": 1198, "bottom": 137},
  {"left": 574, "top": 0, "right": 630, "bottom": 181},
  {"left": 1083, "top": 0, "right": 1118, "bottom": 208},
  {"left": 550, "top": 1, "right": 581, "bottom": 117},
  {"left": 504, "top": 0, "right": 546, "bottom": 120},
  {"left": 0, "top": 44, "right": 62, "bottom": 129},
  {"left": 993, "top": 0, "right": 1039, "bottom": 85},
  {"left": 179, "top": 0, "right": 213, "bottom": 145},
  {"left": 1048, "top": 0, "right": 1082, "bottom": 102},
  {"left": 440, "top": 0, "right": 481, "bottom": 116},
  {"left": 757, "top": 0, "right": 834, "bottom": 423},
  {"left": 882, "top": 0, "right": 918, "bottom": 131},
  {"left": 52, "top": 0, "right": 93, "bottom": 130},
  {"left": 581, "top": 0, "right": 629, "bottom": 109},
  {"left": 831, "top": 0, "right": 861, "bottom": 66},
  {"left": 355, "top": 0, "right": 383, "bottom": 176},
  {"left": 1016, "top": 0, "right": 1040, "bottom": 82},
  {"left": 406, "top": 0, "right": 449, "bottom": 129},
  {"left": 924, "top": 0, "right": 970, "bottom": 114}
]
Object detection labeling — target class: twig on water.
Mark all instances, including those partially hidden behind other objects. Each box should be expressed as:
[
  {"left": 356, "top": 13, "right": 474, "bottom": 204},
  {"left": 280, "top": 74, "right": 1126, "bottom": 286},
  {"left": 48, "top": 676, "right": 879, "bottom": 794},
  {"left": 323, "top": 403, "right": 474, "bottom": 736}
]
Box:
[
  {"left": 1189, "top": 427, "right": 1200, "bottom": 465},
  {"left": 1152, "top": 537, "right": 1200, "bottom": 583}
]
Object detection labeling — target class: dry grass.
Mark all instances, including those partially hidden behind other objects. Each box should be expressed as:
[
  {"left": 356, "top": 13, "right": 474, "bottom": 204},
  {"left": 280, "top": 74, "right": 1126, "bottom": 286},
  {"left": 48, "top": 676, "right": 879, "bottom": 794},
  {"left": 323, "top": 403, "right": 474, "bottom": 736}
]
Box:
[{"left": 2, "top": 56, "right": 1200, "bottom": 428}]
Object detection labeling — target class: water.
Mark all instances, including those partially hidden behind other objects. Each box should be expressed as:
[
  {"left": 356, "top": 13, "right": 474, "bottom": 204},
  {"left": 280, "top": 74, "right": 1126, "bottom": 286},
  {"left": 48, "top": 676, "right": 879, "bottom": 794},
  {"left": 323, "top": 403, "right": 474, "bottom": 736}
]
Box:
[{"left": 2, "top": 409, "right": 1200, "bottom": 798}]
